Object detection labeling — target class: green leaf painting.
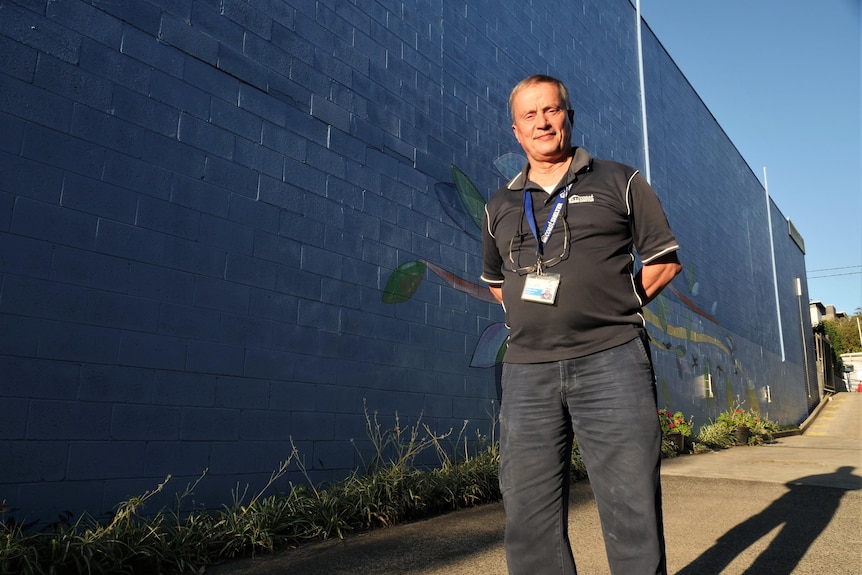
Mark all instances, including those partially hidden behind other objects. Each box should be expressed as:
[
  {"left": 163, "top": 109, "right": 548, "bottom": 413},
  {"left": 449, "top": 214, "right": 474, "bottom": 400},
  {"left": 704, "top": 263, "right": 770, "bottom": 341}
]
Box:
[
  {"left": 450, "top": 164, "right": 486, "bottom": 231},
  {"left": 382, "top": 260, "right": 427, "bottom": 304}
]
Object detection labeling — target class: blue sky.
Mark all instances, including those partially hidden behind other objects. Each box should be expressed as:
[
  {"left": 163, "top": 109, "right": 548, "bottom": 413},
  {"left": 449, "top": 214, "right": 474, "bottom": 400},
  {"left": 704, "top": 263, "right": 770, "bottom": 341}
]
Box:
[{"left": 639, "top": 0, "right": 861, "bottom": 315}]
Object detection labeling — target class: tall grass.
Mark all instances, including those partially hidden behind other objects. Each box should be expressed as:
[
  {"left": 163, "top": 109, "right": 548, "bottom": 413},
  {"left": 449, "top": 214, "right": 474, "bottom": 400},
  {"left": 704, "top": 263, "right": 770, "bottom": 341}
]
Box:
[{"left": 2, "top": 404, "right": 541, "bottom": 575}]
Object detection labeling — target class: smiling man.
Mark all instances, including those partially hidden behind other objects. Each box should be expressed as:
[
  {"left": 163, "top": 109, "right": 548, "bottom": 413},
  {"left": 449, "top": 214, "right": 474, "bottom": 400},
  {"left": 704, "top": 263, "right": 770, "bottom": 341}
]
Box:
[{"left": 481, "top": 75, "right": 682, "bottom": 575}]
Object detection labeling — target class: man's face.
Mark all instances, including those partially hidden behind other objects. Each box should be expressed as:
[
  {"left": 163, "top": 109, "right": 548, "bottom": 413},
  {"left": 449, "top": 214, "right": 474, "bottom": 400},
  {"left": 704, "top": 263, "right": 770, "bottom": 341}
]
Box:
[{"left": 510, "top": 81, "right": 572, "bottom": 165}]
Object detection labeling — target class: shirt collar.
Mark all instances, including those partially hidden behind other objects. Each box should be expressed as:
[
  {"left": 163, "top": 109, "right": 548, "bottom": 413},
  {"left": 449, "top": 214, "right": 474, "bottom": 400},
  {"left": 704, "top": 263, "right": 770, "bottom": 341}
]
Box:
[{"left": 506, "top": 147, "right": 593, "bottom": 192}]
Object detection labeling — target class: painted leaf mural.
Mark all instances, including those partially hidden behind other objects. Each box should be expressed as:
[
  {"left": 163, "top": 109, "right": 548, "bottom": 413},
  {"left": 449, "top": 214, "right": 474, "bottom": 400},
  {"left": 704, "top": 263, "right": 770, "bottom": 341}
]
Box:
[
  {"left": 382, "top": 260, "right": 427, "bottom": 304},
  {"left": 421, "top": 260, "right": 498, "bottom": 304},
  {"left": 493, "top": 152, "right": 525, "bottom": 180},
  {"left": 434, "top": 182, "right": 482, "bottom": 240},
  {"left": 471, "top": 322, "right": 509, "bottom": 368},
  {"left": 449, "top": 164, "right": 486, "bottom": 232}
]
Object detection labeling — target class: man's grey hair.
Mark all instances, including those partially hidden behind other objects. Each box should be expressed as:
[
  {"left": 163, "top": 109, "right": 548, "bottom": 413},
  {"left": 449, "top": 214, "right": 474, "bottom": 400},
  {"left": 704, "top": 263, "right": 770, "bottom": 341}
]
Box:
[{"left": 508, "top": 75, "right": 572, "bottom": 121}]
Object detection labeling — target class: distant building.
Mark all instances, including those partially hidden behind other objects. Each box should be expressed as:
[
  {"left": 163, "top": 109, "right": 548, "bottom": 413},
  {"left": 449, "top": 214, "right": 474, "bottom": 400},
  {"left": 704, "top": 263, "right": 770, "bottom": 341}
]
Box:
[
  {"left": 840, "top": 353, "right": 862, "bottom": 392},
  {"left": 810, "top": 300, "right": 848, "bottom": 324}
]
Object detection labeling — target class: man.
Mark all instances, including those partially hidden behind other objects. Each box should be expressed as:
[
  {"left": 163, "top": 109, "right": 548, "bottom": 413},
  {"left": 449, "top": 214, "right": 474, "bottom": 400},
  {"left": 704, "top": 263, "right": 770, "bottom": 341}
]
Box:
[{"left": 481, "top": 75, "right": 681, "bottom": 575}]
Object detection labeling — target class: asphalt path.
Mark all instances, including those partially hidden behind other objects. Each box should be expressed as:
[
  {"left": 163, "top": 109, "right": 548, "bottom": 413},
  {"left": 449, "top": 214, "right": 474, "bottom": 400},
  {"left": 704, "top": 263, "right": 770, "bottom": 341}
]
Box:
[{"left": 206, "top": 393, "right": 862, "bottom": 575}]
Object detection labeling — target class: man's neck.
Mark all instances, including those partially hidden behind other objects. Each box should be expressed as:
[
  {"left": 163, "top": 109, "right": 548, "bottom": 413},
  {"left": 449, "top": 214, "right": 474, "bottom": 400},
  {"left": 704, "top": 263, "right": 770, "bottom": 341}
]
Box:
[{"left": 528, "top": 153, "right": 573, "bottom": 189}]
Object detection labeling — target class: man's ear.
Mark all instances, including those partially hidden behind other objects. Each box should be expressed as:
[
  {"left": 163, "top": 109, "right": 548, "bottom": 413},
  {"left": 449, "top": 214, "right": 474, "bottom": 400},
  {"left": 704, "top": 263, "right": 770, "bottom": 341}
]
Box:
[{"left": 567, "top": 109, "right": 575, "bottom": 125}]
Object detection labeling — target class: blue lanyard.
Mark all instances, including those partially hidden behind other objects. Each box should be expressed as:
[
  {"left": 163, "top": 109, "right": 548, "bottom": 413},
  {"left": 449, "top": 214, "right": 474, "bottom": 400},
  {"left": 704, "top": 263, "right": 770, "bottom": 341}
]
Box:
[{"left": 524, "top": 185, "right": 569, "bottom": 256}]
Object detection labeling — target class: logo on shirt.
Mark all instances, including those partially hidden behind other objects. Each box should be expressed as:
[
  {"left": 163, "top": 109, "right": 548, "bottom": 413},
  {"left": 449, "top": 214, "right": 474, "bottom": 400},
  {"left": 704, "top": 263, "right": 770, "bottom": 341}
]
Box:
[{"left": 568, "top": 194, "right": 595, "bottom": 204}]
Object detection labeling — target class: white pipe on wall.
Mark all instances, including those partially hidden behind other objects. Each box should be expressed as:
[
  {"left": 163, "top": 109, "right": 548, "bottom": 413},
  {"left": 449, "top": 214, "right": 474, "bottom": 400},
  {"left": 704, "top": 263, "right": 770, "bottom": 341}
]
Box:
[
  {"left": 765, "top": 166, "right": 786, "bottom": 362},
  {"left": 636, "top": 0, "right": 651, "bottom": 182}
]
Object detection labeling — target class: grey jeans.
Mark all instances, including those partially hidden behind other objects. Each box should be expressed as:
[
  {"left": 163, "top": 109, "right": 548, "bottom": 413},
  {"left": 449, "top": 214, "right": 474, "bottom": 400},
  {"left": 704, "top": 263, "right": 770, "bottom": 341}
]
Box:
[{"left": 499, "top": 335, "right": 667, "bottom": 575}]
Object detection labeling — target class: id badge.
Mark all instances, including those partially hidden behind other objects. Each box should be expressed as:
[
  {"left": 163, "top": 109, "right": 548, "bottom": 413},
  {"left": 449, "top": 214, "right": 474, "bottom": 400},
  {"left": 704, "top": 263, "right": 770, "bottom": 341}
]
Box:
[{"left": 521, "top": 273, "right": 560, "bottom": 304}]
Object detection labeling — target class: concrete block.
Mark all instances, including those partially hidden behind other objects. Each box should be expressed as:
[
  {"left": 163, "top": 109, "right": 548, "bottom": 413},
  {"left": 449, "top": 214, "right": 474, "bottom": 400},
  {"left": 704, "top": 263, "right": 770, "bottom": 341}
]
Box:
[
  {"left": 177, "top": 114, "right": 235, "bottom": 159},
  {"left": 158, "top": 14, "right": 218, "bottom": 64},
  {"left": 0, "top": 273, "right": 90, "bottom": 322},
  {"left": 164, "top": 236, "right": 226, "bottom": 277},
  {"left": 180, "top": 407, "right": 240, "bottom": 440},
  {"left": 112, "top": 85, "right": 179, "bottom": 138},
  {"left": 187, "top": 340, "right": 246, "bottom": 376},
  {"left": 292, "top": 352, "right": 339, "bottom": 385},
  {"left": 221, "top": 0, "right": 272, "bottom": 39},
  {"left": 210, "top": 97, "right": 261, "bottom": 141},
  {"left": 189, "top": 1, "right": 244, "bottom": 50},
  {"left": 88, "top": 291, "right": 159, "bottom": 332},
  {"left": 290, "top": 410, "right": 334, "bottom": 441},
  {"left": 61, "top": 172, "right": 137, "bottom": 222},
  {"left": 242, "top": 347, "right": 295, "bottom": 380},
  {"left": 136, "top": 195, "right": 200, "bottom": 240},
  {"left": 0, "top": 232, "right": 52, "bottom": 277},
  {"left": 305, "top": 141, "right": 346, "bottom": 179},
  {"left": 269, "top": 322, "right": 318, "bottom": 355},
  {"left": 27, "top": 399, "right": 111, "bottom": 440},
  {"left": 0, "top": 397, "right": 28, "bottom": 439},
  {"left": 251, "top": 229, "right": 301, "bottom": 266},
  {"left": 95, "top": 219, "right": 165, "bottom": 264},
  {"left": 233, "top": 137, "right": 284, "bottom": 179},
  {"left": 34, "top": 53, "right": 112, "bottom": 111},
  {"left": 119, "top": 331, "right": 187, "bottom": 371},
  {"left": 281, "top": 156, "right": 327, "bottom": 195},
  {"left": 0, "top": 34, "right": 37, "bottom": 81},
  {"left": 127, "top": 262, "right": 192, "bottom": 305},
  {"left": 269, "top": 380, "right": 316, "bottom": 412},
  {"left": 110, "top": 404, "right": 181, "bottom": 440},
  {"left": 37, "top": 321, "right": 120, "bottom": 364},
  {"left": 1, "top": 1, "right": 82, "bottom": 64},
  {"left": 310, "top": 94, "right": 350, "bottom": 133},
  {"left": 209, "top": 440, "right": 269, "bottom": 474},
  {"left": 78, "top": 364, "right": 155, "bottom": 403},
  {"left": 144, "top": 441, "right": 211, "bottom": 476},
  {"left": 0, "top": 440, "right": 69, "bottom": 482},
  {"left": 100, "top": 150, "right": 172, "bottom": 199},
  {"left": 139, "top": 131, "right": 207, "bottom": 179},
  {"left": 228, "top": 192, "right": 280, "bottom": 233},
  {"left": 201, "top": 215, "right": 254, "bottom": 255},
  {"left": 153, "top": 371, "right": 217, "bottom": 407},
  {"left": 67, "top": 441, "right": 146, "bottom": 480},
  {"left": 203, "top": 154, "right": 260, "bottom": 199},
  {"left": 22, "top": 124, "right": 105, "bottom": 178},
  {"left": 193, "top": 274, "right": 250, "bottom": 312},
  {"left": 311, "top": 439, "right": 354, "bottom": 470},
  {"left": 218, "top": 313, "right": 272, "bottom": 348},
  {"left": 215, "top": 375, "right": 271, "bottom": 410},
  {"left": 240, "top": 409, "right": 294, "bottom": 440},
  {"left": 217, "top": 42, "right": 269, "bottom": 91},
  {"left": 157, "top": 301, "right": 221, "bottom": 340}
]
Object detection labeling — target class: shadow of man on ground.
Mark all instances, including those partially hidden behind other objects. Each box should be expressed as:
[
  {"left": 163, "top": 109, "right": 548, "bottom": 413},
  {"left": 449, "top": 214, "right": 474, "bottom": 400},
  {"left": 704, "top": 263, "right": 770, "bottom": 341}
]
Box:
[{"left": 676, "top": 466, "right": 860, "bottom": 575}]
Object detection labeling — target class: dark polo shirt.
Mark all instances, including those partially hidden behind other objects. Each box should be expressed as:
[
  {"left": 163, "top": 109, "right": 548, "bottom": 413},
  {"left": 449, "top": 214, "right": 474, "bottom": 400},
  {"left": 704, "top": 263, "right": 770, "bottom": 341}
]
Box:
[{"left": 481, "top": 147, "right": 680, "bottom": 363}]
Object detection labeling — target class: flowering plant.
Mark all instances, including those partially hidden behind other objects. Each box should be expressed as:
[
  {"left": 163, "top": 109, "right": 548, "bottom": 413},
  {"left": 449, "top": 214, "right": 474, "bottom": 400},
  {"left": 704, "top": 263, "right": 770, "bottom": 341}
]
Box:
[
  {"left": 658, "top": 409, "right": 693, "bottom": 437},
  {"left": 716, "top": 407, "right": 759, "bottom": 430}
]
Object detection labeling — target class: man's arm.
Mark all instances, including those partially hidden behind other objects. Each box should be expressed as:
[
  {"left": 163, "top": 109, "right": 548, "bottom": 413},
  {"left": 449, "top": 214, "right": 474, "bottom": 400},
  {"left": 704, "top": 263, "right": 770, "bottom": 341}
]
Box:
[
  {"left": 636, "top": 252, "right": 681, "bottom": 304},
  {"left": 489, "top": 286, "right": 503, "bottom": 304}
]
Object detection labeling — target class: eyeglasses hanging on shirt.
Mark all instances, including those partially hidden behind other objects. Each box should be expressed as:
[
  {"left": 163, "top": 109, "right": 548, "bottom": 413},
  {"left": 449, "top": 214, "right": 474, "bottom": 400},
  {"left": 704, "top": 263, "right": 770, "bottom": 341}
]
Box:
[{"left": 507, "top": 185, "right": 572, "bottom": 276}]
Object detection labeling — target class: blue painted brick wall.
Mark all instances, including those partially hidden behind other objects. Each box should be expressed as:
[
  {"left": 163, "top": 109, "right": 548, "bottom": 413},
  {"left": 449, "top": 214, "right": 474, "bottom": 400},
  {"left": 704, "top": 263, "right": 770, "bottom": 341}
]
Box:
[{"left": 0, "top": 0, "right": 813, "bottom": 523}]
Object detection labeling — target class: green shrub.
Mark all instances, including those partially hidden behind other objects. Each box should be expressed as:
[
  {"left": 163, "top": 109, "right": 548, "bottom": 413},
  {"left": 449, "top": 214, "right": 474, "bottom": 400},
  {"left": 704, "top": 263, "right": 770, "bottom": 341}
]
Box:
[{"left": 695, "top": 403, "right": 785, "bottom": 450}]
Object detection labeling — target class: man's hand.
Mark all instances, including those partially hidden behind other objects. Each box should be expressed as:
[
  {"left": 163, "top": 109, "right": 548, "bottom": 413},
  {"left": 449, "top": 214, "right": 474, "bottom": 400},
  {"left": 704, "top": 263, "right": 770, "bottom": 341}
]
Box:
[{"left": 489, "top": 286, "right": 503, "bottom": 304}]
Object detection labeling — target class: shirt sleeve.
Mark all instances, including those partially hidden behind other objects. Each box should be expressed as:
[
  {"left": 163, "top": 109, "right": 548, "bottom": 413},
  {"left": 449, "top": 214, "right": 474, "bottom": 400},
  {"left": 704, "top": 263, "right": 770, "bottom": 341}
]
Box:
[
  {"left": 628, "top": 172, "right": 680, "bottom": 263},
  {"left": 481, "top": 204, "right": 505, "bottom": 285}
]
